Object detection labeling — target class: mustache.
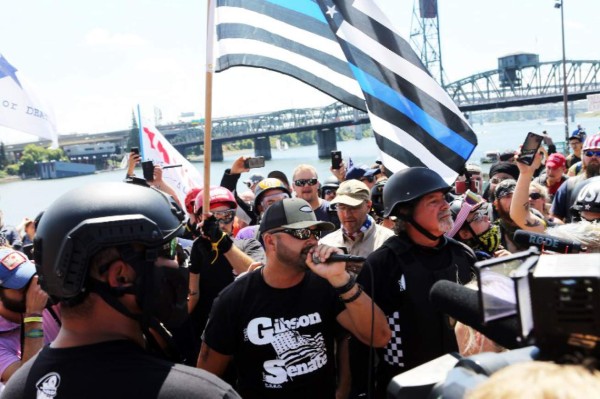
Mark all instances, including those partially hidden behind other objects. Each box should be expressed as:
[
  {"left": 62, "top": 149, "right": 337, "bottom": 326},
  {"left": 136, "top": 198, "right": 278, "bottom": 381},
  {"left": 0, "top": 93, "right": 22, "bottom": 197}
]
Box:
[{"left": 438, "top": 210, "right": 452, "bottom": 219}]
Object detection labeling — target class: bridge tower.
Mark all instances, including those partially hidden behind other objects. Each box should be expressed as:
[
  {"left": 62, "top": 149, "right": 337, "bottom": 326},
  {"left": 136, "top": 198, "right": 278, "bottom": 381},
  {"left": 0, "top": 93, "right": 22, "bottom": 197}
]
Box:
[{"left": 410, "top": 0, "right": 446, "bottom": 86}]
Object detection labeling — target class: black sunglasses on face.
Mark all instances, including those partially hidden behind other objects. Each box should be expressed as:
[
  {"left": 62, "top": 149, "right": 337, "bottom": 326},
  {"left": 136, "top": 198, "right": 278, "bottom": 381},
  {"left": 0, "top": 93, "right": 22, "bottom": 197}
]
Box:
[
  {"left": 360, "top": 176, "right": 375, "bottom": 183},
  {"left": 585, "top": 150, "right": 600, "bottom": 157},
  {"left": 529, "top": 193, "right": 543, "bottom": 200},
  {"left": 295, "top": 178, "right": 318, "bottom": 187},
  {"left": 272, "top": 228, "right": 322, "bottom": 240}
]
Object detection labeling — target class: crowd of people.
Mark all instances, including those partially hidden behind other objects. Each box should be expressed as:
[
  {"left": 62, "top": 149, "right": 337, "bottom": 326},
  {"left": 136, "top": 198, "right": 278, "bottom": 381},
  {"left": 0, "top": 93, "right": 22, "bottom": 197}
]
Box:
[{"left": 0, "top": 129, "right": 599, "bottom": 398}]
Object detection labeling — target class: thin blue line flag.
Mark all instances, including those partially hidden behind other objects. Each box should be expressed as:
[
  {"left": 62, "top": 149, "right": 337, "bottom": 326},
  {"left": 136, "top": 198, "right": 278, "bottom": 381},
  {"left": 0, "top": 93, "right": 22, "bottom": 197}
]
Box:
[{"left": 214, "top": 0, "right": 478, "bottom": 181}]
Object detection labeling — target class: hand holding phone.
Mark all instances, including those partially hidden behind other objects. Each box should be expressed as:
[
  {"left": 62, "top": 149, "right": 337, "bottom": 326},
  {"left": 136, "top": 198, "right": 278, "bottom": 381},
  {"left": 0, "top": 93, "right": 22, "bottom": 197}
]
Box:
[
  {"left": 517, "top": 132, "right": 544, "bottom": 166},
  {"left": 142, "top": 161, "right": 155, "bottom": 180},
  {"left": 331, "top": 151, "right": 342, "bottom": 169},
  {"left": 244, "top": 157, "right": 265, "bottom": 169}
]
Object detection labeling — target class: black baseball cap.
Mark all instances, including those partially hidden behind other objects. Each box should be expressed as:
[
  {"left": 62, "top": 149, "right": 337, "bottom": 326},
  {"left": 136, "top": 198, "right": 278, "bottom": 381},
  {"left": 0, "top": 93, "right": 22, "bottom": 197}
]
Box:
[{"left": 258, "top": 198, "right": 335, "bottom": 235}]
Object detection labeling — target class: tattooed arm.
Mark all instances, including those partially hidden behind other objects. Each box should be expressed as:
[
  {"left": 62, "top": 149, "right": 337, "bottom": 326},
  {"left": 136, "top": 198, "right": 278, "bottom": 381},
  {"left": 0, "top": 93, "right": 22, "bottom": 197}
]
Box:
[{"left": 511, "top": 150, "right": 547, "bottom": 233}]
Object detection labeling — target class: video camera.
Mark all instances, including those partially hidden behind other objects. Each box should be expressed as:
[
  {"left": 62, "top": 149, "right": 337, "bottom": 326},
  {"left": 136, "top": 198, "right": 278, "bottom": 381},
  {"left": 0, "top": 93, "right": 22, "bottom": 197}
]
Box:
[{"left": 389, "top": 247, "right": 600, "bottom": 398}]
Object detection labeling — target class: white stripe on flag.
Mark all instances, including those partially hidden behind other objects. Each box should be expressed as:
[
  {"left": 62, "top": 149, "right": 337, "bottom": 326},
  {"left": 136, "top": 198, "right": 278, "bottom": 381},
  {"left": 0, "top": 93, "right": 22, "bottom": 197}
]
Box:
[
  {"left": 218, "top": 38, "right": 364, "bottom": 98},
  {"left": 369, "top": 112, "right": 457, "bottom": 183},
  {"left": 217, "top": 7, "right": 347, "bottom": 62},
  {"left": 336, "top": 20, "right": 467, "bottom": 120}
]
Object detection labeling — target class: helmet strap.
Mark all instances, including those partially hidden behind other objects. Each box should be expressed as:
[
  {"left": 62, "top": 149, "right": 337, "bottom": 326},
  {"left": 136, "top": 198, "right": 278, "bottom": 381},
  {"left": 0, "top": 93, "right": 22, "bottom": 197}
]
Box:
[{"left": 399, "top": 214, "right": 444, "bottom": 241}]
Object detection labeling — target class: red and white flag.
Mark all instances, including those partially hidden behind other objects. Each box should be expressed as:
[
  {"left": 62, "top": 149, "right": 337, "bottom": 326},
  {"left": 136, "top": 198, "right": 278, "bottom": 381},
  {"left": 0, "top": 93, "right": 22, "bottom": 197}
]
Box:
[{"left": 139, "top": 117, "right": 202, "bottom": 206}]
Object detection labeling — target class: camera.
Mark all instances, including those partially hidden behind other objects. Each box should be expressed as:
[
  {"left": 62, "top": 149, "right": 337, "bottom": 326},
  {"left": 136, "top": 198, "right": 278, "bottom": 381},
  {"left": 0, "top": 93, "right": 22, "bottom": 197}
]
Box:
[{"left": 390, "top": 248, "right": 600, "bottom": 398}]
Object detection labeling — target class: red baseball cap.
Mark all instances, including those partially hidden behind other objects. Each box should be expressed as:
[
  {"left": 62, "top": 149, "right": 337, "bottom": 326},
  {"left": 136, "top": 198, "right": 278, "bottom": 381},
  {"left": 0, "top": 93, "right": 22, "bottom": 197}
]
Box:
[{"left": 546, "top": 153, "right": 566, "bottom": 169}]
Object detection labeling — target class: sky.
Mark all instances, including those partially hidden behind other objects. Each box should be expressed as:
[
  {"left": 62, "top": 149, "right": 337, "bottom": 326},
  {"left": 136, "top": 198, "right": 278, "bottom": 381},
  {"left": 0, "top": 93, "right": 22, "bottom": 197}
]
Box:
[{"left": 1, "top": 0, "right": 598, "bottom": 144}]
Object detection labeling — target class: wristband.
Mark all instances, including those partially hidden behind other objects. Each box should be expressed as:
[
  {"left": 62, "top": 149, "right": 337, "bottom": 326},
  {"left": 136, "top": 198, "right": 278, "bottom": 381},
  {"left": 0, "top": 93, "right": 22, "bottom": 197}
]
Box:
[
  {"left": 341, "top": 284, "right": 363, "bottom": 304},
  {"left": 25, "top": 329, "right": 44, "bottom": 339},
  {"left": 24, "top": 316, "right": 43, "bottom": 324},
  {"left": 24, "top": 313, "right": 43, "bottom": 318},
  {"left": 333, "top": 274, "right": 356, "bottom": 295}
]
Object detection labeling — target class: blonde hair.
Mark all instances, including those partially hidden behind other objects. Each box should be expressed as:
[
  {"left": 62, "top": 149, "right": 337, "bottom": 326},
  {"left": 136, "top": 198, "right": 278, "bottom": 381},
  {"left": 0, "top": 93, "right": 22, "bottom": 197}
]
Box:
[
  {"left": 466, "top": 361, "right": 600, "bottom": 399},
  {"left": 292, "top": 164, "right": 318, "bottom": 181},
  {"left": 529, "top": 181, "right": 548, "bottom": 201},
  {"left": 546, "top": 221, "right": 600, "bottom": 253}
]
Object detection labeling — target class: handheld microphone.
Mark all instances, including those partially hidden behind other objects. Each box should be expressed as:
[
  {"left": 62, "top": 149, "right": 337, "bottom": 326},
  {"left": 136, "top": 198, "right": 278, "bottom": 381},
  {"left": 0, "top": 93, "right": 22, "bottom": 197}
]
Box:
[
  {"left": 311, "top": 253, "right": 366, "bottom": 264},
  {"left": 429, "top": 280, "right": 524, "bottom": 350},
  {"left": 513, "top": 229, "right": 584, "bottom": 253}
]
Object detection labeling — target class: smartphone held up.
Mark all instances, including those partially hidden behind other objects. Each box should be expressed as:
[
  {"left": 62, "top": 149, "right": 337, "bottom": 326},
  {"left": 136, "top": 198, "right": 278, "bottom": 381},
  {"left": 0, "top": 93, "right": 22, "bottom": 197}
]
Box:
[{"left": 517, "top": 132, "right": 545, "bottom": 166}]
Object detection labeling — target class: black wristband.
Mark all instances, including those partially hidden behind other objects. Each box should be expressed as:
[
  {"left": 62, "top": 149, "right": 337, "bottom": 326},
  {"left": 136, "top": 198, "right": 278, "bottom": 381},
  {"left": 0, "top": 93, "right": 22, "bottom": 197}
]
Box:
[
  {"left": 333, "top": 274, "right": 356, "bottom": 295},
  {"left": 341, "top": 284, "right": 363, "bottom": 304},
  {"left": 217, "top": 233, "right": 233, "bottom": 253}
]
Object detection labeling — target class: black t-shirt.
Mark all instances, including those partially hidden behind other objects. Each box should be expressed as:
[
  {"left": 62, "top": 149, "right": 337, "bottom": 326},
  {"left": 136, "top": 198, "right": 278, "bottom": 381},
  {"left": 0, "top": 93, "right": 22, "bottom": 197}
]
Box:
[
  {"left": 203, "top": 269, "right": 345, "bottom": 399},
  {"left": 353, "top": 233, "right": 475, "bottom": 398},
  {"left": 2, "top": 340, "right": 239, "bottom": 399}
]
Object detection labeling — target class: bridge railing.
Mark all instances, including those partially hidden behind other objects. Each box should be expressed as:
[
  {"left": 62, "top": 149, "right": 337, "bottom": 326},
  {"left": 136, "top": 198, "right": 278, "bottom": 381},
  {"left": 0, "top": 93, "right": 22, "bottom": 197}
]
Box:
[
  {"left": 166, "top": 102, "right": 368, "bottom": 145},
  {"left": 445, "top": 60, "right": 600, "bottom": 110}
]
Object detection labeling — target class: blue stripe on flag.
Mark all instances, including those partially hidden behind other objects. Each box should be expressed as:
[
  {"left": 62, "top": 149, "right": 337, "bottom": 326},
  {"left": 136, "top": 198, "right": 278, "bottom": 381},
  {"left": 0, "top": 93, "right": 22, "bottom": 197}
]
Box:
[
  {"left": 265, "top": 0, "right": 326, "bottom": 22},
  {"left": 348, "top": 63, "right": 473, "bottom": 159}
]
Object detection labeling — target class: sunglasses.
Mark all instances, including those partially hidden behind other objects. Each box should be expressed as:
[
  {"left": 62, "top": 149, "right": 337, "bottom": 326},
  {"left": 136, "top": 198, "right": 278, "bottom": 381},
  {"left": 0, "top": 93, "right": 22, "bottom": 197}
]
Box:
[
  {"left": 360, "top": 176, "right": 375, "bottom": 183},
  {"left": 261, "top": 192, "right": 289, "bottom": 209},
  {"left": 294, "top": 178, "right": 318, "bottom": 187},
  {"left": 584, "top": 150, "right": 600, "bottom": 157},
  {"left": 212, "top": 209, "right": 236, "bottom": 224},
  {"left": 272, "top": 228, "right": 322, "bottom": 240},
  {"left": 467, "top": 207, "right": 488, "bottom": 224},
  {"left": 529, "top": 192, "right": 544, "bottom": 200},
  {"left": 323, "top": 189, "right": 336, "bottom": 196}
]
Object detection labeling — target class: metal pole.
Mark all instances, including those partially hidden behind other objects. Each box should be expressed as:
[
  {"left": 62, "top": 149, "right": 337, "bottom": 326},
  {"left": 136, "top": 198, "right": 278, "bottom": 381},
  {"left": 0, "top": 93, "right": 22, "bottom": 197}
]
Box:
[{"left": 559, "top": 0, "right": 569, "bottom": 143}]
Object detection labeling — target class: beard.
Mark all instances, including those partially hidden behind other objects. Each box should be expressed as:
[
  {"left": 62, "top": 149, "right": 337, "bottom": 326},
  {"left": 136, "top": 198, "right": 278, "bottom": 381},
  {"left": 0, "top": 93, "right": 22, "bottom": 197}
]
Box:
[
  {"left": 274, "top": 238, "right": 311, "bottom": 272},
  {"left": 438, "top": 210, "right": 454, "bottom": 233},
  {"left": 586, "top": 161, "right": 600, "bottom": 178},
  {"left": 0, "top": 290, "right": 26, "bottom": 314}
]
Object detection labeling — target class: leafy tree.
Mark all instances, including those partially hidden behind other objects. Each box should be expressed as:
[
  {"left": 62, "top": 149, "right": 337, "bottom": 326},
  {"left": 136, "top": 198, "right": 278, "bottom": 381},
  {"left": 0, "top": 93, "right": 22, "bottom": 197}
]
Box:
[
  {"left": 0, "top": 142, "right": 7, "bottom": 169},
  {"left": 18, "top": 144, "right": 67, "bottom": 177}
]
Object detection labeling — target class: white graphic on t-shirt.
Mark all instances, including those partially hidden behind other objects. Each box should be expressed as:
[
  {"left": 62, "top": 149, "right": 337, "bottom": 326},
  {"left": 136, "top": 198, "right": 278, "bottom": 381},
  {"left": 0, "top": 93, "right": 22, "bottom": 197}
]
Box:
[
  {"left": 35, "top": 372, "right": 61, "bottom": 399},
  {"left": 245, "top": 312, "right": 328, "bottom": 387}
]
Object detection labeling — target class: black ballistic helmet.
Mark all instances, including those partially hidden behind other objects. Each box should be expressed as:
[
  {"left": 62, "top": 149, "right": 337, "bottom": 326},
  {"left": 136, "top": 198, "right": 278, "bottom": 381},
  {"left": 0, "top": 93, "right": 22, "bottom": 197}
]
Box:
[
  {"left": 571, "top": 176, "right": 600, "bottom": 214},
  {"left": 34, "top": 182, "right": 185, "bottom": 301},
  {"left": 370, "top": 180, "right": 386, "bottom": 217},
  {"left": 383, "top": 167, "right": 450, "bottom": 218}
]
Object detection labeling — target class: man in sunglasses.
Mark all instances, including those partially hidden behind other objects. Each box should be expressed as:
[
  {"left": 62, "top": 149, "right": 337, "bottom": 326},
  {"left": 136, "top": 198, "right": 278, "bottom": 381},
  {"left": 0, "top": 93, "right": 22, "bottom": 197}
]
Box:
[
  {"left": 185, "top": 187, "right": 265, "bottom": 367},
  {"left": 198, "top": 198, "right": 391, "bottom": 399},
  {"left": 551, "top": 133, "right": 600, "bottom": 222},
  {"left": 292, "top": 164, "right": 339, "bottom": 228},
  {"left": 3, "top": 182, "right": 239, "bottom": 399}
]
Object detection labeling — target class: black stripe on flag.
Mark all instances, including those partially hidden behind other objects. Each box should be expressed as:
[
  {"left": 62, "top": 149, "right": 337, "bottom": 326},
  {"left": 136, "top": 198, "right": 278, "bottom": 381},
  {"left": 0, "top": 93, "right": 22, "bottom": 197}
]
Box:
[{"left": 216, "top": 54, "right": 365, "bottom": 111}]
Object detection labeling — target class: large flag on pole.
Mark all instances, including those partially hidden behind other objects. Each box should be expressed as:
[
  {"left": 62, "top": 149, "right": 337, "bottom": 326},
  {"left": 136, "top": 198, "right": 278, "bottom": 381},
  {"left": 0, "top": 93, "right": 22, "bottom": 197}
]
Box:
[
  {"left": 0, "top": 53, "right": 58, "bottom": 144},
  {"left": 138, "top": 114, "right": 202, "bottom": 206},
  {"left": 213, "top": 0, "right": 477, "bottom": 182},
  {"left": 314, "top": 0, "right": 477, "bottom": 181},
  {"left": 214, "top": 0, "right": 366, "bottom": 112}
]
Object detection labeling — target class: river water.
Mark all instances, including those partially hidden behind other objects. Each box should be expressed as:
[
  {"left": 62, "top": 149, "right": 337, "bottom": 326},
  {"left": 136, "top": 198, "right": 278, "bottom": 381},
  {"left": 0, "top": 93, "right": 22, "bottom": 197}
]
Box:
[{"left": 1, "top": 116, "right": 599, "bottom": 226}]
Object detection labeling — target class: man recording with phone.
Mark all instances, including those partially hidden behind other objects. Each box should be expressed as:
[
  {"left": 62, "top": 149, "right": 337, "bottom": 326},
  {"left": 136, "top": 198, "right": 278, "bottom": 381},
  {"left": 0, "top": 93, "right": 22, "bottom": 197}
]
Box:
[{"left": 0, "top": 239, "right": 59, "bottom": 384}]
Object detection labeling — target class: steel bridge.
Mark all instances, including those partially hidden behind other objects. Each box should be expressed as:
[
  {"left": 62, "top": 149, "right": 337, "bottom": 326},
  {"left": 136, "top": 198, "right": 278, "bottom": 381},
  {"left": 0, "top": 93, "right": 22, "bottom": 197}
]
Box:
[
  {"left": 165, "top": 102, "right": 369, "bottom": 149},
  {"left": 445, "top": 59, "right": 600, "bottom": 112}
]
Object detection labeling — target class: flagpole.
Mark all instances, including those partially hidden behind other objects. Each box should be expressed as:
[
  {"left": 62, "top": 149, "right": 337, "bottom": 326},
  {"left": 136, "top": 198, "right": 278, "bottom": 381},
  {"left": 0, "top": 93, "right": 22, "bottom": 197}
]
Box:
[
  {"left": 136, "top": 104, "right": 144, "bottom": 159},
  {"left": 203, "top": 0, "right": 215, "bottom": 215}
]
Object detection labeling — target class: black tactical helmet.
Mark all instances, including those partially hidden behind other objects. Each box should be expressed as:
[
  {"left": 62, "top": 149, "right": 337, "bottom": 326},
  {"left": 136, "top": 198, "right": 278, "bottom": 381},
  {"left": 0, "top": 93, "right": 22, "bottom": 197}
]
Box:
[
  {"left": 571, "top": 176, "right": 600, "bottom": 214},
  {"left": 383, "top": 167, "right": 450, "bottom": 218},
  {"left": 34, "top": 182, "right": 185, "bottom": 301},
  {"left": 321, "top": 175, "right": 340, "bottom": 190},
  {"left": 371, "top": 180, "right": 386, "bottom": 217}
]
